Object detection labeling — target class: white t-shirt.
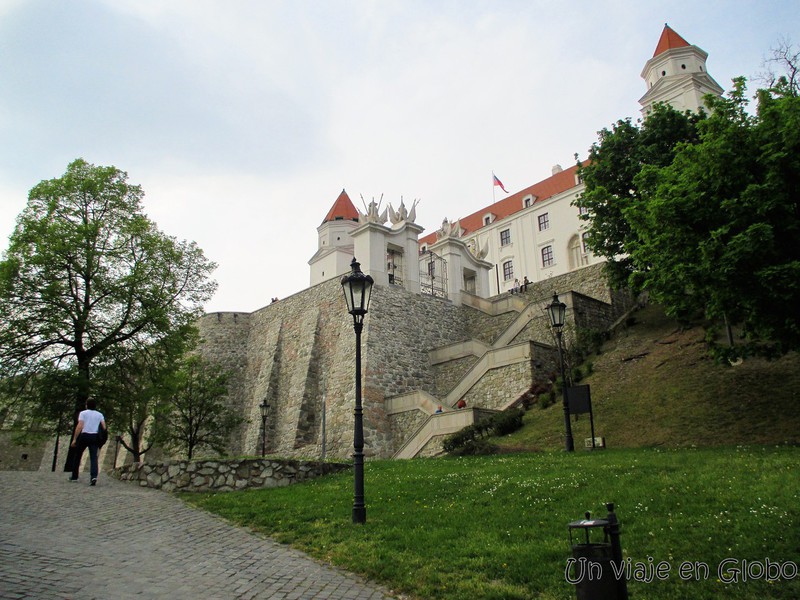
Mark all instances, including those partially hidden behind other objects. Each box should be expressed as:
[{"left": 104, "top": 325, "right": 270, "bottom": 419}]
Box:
[{"left": 79, "top": 409, "right": 105, "bottom": 434}]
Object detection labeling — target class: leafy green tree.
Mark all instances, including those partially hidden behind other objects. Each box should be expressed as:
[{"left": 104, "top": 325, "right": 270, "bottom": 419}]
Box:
[
  {"left": 0, "top": 159, "right": 217, "bottom": 469},
  {"left": 0, "top": 365, "right": 76, "bottom": 449},
  {"left": 0, "top": 159, "right": 217, "bottom": 428},
  {"left": 154, "top": 355, "right": 242, "bottom": 460},
  {"left": 578, "top": 69, "right": 800, "bottom": 357},
  {"left": 631, "top": 78, "right": 800, "bottom": 357},
  {"left": 94, "top": 327, "right": 195, "bottom": 463},
  {"left": 575, "top": 103, "right": 703, "bottom": 287}
]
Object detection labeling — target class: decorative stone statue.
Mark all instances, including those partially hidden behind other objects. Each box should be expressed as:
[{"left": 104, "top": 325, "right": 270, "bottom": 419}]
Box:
[
  {"left": 358, "top": 195, "right": 388, "bottom": 224},
  {"left": 467, "top": 237, "right": 489, "bottom": 259},
  {"left": 436, "top": 218, "right": 461, "bottom": 240},
  {"left": 388, "top": 198, "right": 419, "bottom": 226}
]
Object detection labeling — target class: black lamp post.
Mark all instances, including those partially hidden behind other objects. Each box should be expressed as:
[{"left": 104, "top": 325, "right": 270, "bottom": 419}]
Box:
[
  {"left": 341, "top": 257, "right": 374, "bottom": 524},
  {"left": 547, "top": 293, "right": 575, "bottom": 452},
  {"left": 259, "top": 400, "right": 269, "bottom": 457}
]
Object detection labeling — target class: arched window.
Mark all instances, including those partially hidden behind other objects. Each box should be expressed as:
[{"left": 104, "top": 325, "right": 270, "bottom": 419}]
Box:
[{"left": 568, "top": 234, "right": 588, "bottom": 270}]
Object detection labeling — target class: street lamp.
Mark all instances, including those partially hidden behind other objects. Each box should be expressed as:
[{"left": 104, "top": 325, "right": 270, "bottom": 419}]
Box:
[
  {"left": 341, "top": 257, "right": 374, "bottom": 524},
  {"left": 259, "top": 400, "right": 269, "bottom": 457},
  {"left": 547, "top": 293, "right": 575, "bottom": 452}
]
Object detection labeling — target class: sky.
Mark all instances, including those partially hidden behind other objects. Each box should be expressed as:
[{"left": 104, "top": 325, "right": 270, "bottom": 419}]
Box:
[{"left": 1, "top": 1, "right": 797, "bottom": 313}]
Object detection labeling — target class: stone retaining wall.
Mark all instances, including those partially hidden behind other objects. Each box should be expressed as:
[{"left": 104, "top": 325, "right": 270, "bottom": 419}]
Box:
[{"left": 111, "top": 458, "right": 349, "bottom": 493}]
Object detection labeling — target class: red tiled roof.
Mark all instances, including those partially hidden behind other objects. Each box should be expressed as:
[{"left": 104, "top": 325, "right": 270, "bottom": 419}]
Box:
[
  {"left": 419, "top": 164, "right": 583, "bottom": 246},
  {"left": 322, "top": 189, "right": 359, "bottom": 224},
  {"left": 653, "top": 24, "right": 690, "bottom": 57}
]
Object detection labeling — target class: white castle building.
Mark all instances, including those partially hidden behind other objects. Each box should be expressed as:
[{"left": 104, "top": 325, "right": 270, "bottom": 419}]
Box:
[{"left": 309, "top": 24, "right": 723, "bottom": 300}]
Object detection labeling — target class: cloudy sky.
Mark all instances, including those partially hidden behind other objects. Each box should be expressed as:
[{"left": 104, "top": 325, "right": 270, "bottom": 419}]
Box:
[{"left": 1, "top": 1, "right": 797, "bottom": 313}]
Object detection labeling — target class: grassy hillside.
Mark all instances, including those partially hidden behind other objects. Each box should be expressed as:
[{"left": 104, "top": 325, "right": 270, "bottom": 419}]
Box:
[{"left": 497, "top": 303, "right": 800, "bottom": 451}]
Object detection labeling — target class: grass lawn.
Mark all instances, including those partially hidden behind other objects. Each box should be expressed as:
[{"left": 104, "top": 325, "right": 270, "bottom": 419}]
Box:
[{"left": 183, "top": 446, "right": 799, "bottom": 600}]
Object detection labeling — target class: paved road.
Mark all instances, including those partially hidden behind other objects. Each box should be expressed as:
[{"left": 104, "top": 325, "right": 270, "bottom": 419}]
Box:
[{"left": 0, "top": 471, "right": 398, "bottom": 600}]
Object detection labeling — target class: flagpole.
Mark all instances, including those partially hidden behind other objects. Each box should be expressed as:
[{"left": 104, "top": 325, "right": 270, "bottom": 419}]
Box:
[{"left": 492, "top": 171, "right": 496, "bottom": 204}]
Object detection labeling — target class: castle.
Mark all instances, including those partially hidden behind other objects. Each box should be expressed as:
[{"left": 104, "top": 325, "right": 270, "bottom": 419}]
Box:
[
  {"left": 2, "top": 25, "right": 723, "bottom": 470},
  {"left": 192, "top": 24, "right": 722, "bottom": 461}
]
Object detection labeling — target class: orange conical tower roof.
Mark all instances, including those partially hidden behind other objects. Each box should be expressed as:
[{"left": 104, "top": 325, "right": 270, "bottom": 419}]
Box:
[
  {"left": 322, "top": 189, "right": 359, "bottom": 224},
  {"left": 652, "top": 24, "right": 691, "bottom": 57}
]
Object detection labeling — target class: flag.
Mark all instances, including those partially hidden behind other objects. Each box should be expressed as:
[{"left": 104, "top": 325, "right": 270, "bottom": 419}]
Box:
[{"left": 493, "top": 173, "right": 508, "bottom": 193}]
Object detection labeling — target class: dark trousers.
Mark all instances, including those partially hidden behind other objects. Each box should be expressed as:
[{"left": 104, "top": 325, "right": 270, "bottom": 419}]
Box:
[{"left": 71, "top": 433, "right": 99, "bottom": 480}]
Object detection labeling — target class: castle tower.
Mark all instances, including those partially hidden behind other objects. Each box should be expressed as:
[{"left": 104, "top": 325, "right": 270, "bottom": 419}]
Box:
[
  {"left": 308, "top": 189, "right": 360, "bottom": 286},
  {"left": 639, "top": 24, "right": 724, "bottom": 115}
]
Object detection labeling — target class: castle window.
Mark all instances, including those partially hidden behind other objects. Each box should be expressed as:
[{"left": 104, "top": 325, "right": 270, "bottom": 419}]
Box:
[
  {"left": 581, "top": 233, "right": 589, "bottom": 254},
  {"left": 484, "top": 215, "right": 492, "bottom": 226},
  {"left": 661, "top": 70, "right": 666, "bottom": 76},
  {"left": 523, "top": 196, "right": 532, "bottom": 208},
  {"left": 541, "top": 245, "right": 554, "bottom": 267},
  {"left": 681, "top": 64, "right": 686, "bottom": 69},
  {"left": 502, "top": 260, "right": 514, "bottom": 281},
  {"left": 578, "top": 205, "right": 589, "bottom": 216},
  {"left": 538, "top": 213, "right": 550, "bottom": 231},
  {"left": 500, "top": 229, "right": 511, "bottom": 246}
]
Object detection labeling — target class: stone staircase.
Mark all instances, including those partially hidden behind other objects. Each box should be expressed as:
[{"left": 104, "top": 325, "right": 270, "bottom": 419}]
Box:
[{"left": 388, "top": 291, "right": 560, "bottom": 458}]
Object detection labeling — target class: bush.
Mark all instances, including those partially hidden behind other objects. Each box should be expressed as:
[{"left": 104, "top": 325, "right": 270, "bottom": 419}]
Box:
[
  {"left": 539, "top": 389, "right": 556, "bottom": 409},
  {"left": 493, "top": 409, "right": 524, "bottom": 435},
  {"left": 448, "top": 439, "right": 498, "bottom": 456}
]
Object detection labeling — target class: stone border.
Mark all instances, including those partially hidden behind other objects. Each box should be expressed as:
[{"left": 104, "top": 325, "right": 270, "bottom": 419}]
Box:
[{"left": 110, "top": 458, "right": 350, "bottom": 493}]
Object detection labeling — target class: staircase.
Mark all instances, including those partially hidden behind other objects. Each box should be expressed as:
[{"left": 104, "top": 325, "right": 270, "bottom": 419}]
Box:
[{"left": 388, "top": 292, "right": 559, "bottom": 458}]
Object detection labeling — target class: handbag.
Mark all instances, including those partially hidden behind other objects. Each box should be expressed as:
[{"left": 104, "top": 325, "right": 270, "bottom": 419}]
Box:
[{"left": 98, "top": 427, "right": 109, "bottom": 448}]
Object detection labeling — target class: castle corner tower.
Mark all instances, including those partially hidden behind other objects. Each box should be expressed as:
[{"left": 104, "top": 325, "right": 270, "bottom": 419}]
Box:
[
  {"left": 308, "top": 189, "right": 360, "bottom": 286},
  {"left": 639, "top": 24, "right": 724, "bottom": 115}
]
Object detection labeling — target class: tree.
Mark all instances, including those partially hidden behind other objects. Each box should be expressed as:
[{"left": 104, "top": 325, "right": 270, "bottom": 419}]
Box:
[
  {"left": 0, "top": 159, "right": 217, "bottom": 462},
  {"left": 575, "top": 103, "right": 703, "bottom": 287},
  {"left": 757, "top": 37, "right": 799, "bottom": 97},
  {"left": 94, "top": 327, "right": 194, "bottom": 463},
  {"left": 578, "top": 75, "right": 800, "bottom": 358},
  {"left": 154, "top": 355, "right": 242, "bottom": 460},
  {"left": 631, "top": 78, "right": 800, "bottom": 357}
]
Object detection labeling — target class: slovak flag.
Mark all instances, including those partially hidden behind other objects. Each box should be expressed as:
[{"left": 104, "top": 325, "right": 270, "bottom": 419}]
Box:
[{"left": 493, "top": 172, "right": 509, "bottom": 193}]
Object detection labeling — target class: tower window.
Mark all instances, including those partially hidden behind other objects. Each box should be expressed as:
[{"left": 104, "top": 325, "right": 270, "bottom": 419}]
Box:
[
  {"left": 681, "top": 64, "right": 686, "bottom": 69},
  {"left": 661, "top": 70, "right": 666, "bottom": 76}
]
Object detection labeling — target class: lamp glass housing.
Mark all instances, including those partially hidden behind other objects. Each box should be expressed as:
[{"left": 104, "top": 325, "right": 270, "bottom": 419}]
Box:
[
  {"left": 547, "top": 293, "right": 567, "bottom": 329},
  {"left": 341, "top": 258, "right": 374, "bottom": 319}
]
